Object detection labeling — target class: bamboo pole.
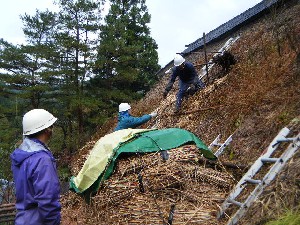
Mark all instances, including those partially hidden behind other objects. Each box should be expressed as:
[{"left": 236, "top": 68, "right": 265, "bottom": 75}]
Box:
[{"left": 203, "top": 32, "right": 209, "bottom": 84}]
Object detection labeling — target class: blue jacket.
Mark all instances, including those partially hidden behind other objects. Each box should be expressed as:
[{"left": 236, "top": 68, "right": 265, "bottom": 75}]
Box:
[
  {"left": 10, "top": 138, "right": 61, "bottom": 225},
  {"left": 115, "top": 111, "right": 151, "bottom": 131}
]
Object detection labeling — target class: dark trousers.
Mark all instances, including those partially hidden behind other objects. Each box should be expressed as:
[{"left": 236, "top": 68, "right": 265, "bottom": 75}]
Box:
[{"left": 176, "top": 76, "right": 205, "bottom": 110}]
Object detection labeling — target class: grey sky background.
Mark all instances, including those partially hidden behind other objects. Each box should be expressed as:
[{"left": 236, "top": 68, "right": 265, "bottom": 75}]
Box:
[{"left": 0, "top": 0, "right": 261, "bottom": 67}]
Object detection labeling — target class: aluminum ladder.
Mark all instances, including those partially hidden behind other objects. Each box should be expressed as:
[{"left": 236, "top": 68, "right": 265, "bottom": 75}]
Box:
[
  {"left": 198, "top": 35, "right": 240, "bottom": 81},
  {"left": 217, "top": 127, "right": 300, "bottom": 225},
  {"left": 164, "top": 36, "right": 240, "bottom": 76},
  {"left": 209, "top": 133, "right": 234, "bottom": 157}
]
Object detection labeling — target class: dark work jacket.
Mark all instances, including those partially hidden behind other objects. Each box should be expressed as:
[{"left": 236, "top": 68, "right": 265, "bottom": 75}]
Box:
[{"left": 165, "top": 62, "right": 198, "bottom": 92}]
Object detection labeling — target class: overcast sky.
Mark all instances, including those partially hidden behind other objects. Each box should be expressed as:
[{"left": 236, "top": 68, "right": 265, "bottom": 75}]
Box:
[{"left": 0, "top": 0, "right": 261, "bottom": 67}]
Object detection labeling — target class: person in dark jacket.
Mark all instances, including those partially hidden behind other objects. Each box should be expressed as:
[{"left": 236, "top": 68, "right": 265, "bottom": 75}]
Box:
[
  {"left": 115, "top": 103, "right": 157, "bottom": 131},
  {"left": 163, "top": 54, "right": 205, "bottom": 112},
  {"left": 10, "top": 109, "right": 61, "bottom": 225}
]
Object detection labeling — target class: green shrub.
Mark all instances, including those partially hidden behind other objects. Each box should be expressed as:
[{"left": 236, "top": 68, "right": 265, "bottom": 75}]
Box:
[{"left": 265, "top": 211, "right": 300, "bottom": 225}]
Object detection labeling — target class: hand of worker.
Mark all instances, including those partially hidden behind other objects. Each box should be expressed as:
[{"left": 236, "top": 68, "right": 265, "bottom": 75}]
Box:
[
  {"left": 163, "top": 91, "right": 168, "bottom": 98},
  {"left": 149, "top": 111, "right": 157, "bottom": 118}
]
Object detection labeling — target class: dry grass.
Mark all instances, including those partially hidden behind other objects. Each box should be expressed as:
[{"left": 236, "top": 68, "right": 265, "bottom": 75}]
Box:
[
  {"left": 63, "top": 3, "right": 300, "bottom": 225},
  {"left": 62, "top": 147, "right": 235, "bottom": 225}
]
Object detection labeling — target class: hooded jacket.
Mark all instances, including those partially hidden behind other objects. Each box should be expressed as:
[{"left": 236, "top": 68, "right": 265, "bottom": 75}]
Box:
[
  {"left": 114, "top": 111, "right": 151, "bottom": 131},
  {"left": 10, "top": 137, "right": 61, "bottom": 225}
]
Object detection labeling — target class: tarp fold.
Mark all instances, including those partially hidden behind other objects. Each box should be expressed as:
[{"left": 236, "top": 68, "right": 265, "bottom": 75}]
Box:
[{"left": 70, "top": 128, "right": 217, "bottom": 197}]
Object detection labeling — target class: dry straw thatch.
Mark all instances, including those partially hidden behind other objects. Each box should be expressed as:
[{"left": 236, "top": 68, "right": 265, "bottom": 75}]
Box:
[
  {"left": 62, "top": 3, "right": 300, "bottom": 225},
  {"left": 62, "top": 146, "right": 236, "bottom": 225}
]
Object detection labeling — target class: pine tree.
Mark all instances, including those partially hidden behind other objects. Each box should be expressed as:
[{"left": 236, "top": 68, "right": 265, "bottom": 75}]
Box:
[
  {"left": 0, "top": 1, "right": 105, "bottom": 154},
  {"left": 0, "top": 10, "right": 62, "bottom": 172},
  {"left": 0, "top": 8, "right": 57, "bottom": 109},
  {"left": 52, "top": 0, "right": 104, "bottom": 149},
  {"left": 94, "top": 0, "right": 160, "bottom": 105}
]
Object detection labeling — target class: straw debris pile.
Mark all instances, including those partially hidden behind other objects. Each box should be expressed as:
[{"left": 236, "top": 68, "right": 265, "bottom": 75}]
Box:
[{"left": 76, "top": 145, "right": 235, "bottom": 225}]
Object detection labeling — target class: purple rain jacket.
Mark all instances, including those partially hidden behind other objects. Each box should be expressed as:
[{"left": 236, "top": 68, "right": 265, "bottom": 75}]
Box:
[{"left": 10, "top": 137, "right": 61, "bottom": 225}]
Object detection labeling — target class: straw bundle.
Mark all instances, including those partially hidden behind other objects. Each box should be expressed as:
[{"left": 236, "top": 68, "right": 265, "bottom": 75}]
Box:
[{"left": 87, "top": 145, "right": 234, "bottom": 224}]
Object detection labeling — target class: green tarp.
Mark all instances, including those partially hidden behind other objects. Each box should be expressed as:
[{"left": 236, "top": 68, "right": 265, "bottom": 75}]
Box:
[{"left": 70, "top": 128, "right": 217, "bottom": 199}]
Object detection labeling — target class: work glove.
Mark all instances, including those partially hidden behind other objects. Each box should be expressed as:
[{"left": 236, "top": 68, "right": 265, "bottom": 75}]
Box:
[
  {"left": 163, "top": 91, "right": 168, "bottom": 98},
  {"left": 149, "top": 111, "right": 157, "bottom": 118}
]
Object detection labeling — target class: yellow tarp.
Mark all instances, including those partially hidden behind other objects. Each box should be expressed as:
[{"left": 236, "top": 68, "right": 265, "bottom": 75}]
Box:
[{"left": 73, "top": 129, "right": 150, "bottom": 192}]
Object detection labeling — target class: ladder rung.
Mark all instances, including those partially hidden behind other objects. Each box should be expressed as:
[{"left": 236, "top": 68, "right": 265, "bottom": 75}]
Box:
[
  {"left": 228, "top": 199, "right": 244, "bottom": 207},
  {"left": 244, "top": 178, "right": 261, "bottom": 184},
  {"left": 272, "top": 137, "right": 297, "bottom": 147},
  {"left": 218, "top": 128, "right": 300, "bottom": 225},
  {"left": 214, "top": 143, "right": 223, "bottom": 147},
  {"left": 261, "top": 158, "right": 281, "bottom": 163}
]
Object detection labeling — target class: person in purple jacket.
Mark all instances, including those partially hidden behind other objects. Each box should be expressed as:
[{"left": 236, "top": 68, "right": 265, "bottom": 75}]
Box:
[
  {"left": 10, "top": 109, "right": 61, "bottom": 225},
  {"left": 114, "top": 103, "right": 157, "bottom": 131},
  {"left": 163, "top": 54, "right": 205, "bottom": 113}
]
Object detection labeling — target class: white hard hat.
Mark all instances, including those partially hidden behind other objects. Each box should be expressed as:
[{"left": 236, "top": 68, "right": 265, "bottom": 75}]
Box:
[
  {"left": 119, "top": 103, "right": 131, "bottom": 112},
  {"left": 23, "top": 109, "right": 57, "bottom": 135},
  {"left": 174, "top": 54, "right": 185, "bottom": 66}
]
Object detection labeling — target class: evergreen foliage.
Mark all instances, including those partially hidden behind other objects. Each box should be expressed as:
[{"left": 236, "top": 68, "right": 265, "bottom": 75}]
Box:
[
  {"left": 93, "top": 0, "right": 160, "bottom": 104},
  {"left": 0, "top": 0, "right": 160, "bottom": 179},
  {"left": 54, "top": 0, "right": 103, "bottom": 147}
]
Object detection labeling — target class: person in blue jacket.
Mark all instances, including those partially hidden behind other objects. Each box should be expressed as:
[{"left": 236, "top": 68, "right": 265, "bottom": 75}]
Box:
[
  {"left": 10, "top": 109, "right": 61, "bottom": 225},
  {"left": 163, "top": 54, "right": 205, "bottom": 112},
  {"left": 115, "top": 103, "right": 157, "bottom": 131}
]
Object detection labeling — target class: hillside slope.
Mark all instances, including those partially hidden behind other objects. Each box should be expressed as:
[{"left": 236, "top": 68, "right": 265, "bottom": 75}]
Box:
[{"left": 62, "top": 3, "right": 300, "bottom": 225}]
